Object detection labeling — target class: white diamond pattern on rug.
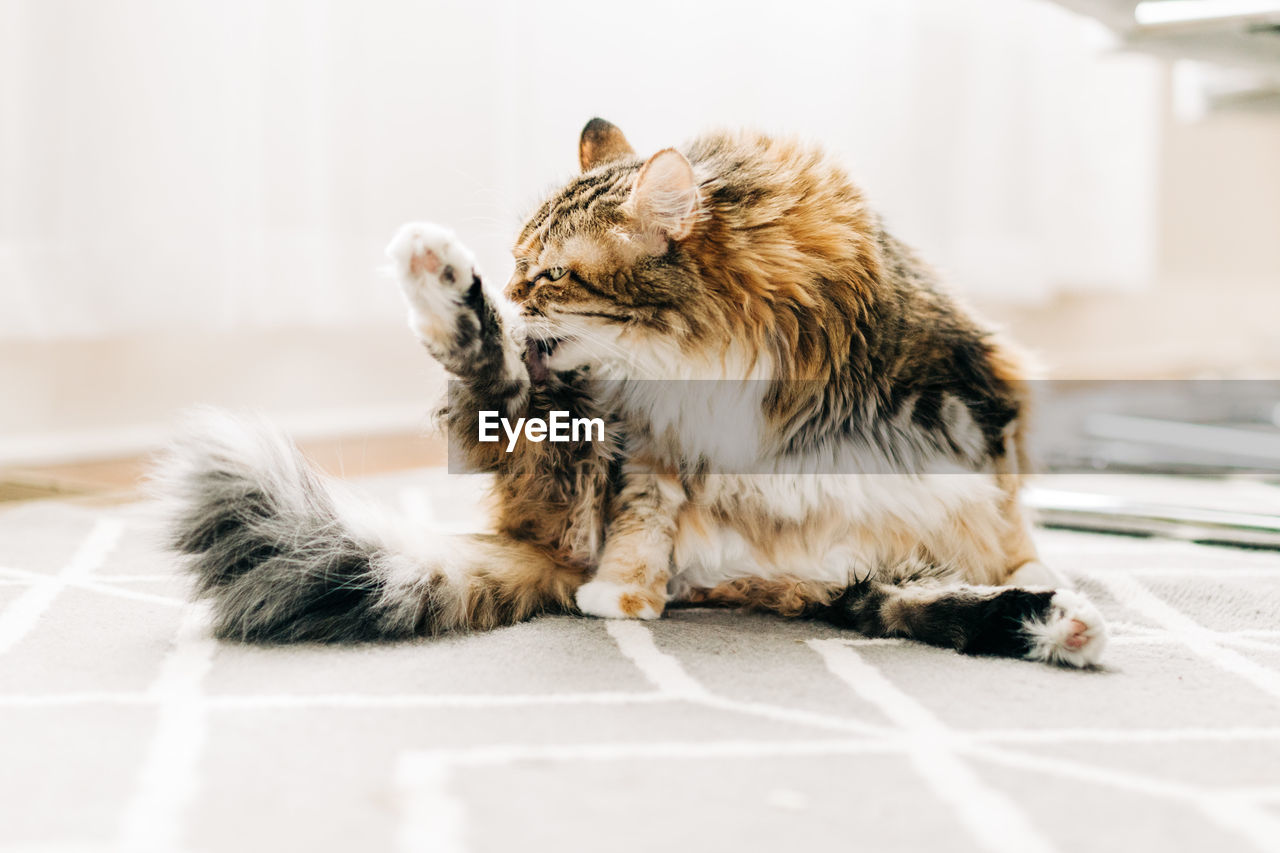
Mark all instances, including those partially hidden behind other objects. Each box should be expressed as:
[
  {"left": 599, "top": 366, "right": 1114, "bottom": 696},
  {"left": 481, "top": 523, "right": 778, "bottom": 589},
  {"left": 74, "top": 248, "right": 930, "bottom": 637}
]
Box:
[{"left": 2, "top": 484, "right": 1280, "bottom": 853}]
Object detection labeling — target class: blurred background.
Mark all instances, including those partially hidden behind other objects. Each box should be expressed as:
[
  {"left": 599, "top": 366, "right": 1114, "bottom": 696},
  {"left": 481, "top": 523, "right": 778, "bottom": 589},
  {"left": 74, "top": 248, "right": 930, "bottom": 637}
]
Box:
[{"left": 2, "top": 0, "right": 1279, "bottom": 501}]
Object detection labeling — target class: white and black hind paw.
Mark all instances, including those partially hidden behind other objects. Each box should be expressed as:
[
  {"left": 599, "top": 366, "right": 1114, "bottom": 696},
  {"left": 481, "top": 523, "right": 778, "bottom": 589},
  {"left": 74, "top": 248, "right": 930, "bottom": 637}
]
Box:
[
  {"left": 1022, "top": 589, "right": 1108, "bottom": 668},
  {"left": 385, "top": 222, "right": 479, "bottom": 346}
]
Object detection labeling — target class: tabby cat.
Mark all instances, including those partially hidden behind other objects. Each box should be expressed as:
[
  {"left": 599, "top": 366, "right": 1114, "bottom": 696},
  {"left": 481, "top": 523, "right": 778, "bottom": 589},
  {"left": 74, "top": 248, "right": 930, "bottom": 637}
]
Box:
[{"left": 158, "top": 118, "right": 1107, "bottom": 666}]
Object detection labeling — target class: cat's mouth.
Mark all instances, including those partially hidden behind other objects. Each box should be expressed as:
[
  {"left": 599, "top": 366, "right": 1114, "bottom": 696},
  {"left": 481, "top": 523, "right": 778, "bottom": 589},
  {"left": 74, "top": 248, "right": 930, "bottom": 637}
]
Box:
[{"left": 524, "top": 336, "right": 562, "bottom": 384}]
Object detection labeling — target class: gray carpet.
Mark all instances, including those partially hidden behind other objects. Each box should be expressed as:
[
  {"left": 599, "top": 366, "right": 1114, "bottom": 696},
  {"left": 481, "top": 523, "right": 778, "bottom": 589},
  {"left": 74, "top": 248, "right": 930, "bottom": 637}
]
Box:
[{"left": 2, "top": 470, "right": 1280, "bottom": 853}]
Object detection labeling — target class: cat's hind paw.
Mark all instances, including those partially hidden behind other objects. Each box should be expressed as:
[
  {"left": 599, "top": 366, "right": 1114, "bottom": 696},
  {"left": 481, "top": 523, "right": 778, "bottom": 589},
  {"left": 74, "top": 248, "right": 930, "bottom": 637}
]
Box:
[
  {"left": 576, "top": 579, "right": 665, "bottom": 620},
  {"left": 1022, "top": 589, "right": 1108, "bottom": 668},
  {"left": 385, "top": 222, "right": 478, "bottom": 343}
]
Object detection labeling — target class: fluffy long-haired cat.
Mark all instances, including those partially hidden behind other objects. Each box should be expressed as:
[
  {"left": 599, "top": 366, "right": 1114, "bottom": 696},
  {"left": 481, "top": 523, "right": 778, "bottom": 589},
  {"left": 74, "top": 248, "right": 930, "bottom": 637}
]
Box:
[{"left": 157, "top": 118, "right": 1107, "bottom": 667}]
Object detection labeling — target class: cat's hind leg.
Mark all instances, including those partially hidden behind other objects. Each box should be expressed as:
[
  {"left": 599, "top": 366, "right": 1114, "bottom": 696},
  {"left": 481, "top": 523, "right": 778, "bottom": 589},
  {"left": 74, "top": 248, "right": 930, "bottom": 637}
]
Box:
[
  {"left": 386, "top": 223, "right": 538, "bottom": 472},
  {"left": 820, "top": 564, "right": 1108, "bottom": 668},
  {"left": 385, "top": 222, "right": 528, "bottom": 393}
]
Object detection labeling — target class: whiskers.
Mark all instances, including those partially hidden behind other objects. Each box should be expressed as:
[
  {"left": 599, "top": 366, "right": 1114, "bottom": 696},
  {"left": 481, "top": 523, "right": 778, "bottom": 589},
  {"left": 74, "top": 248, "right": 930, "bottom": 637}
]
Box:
[{"left": 557, "top": 323, "right": 634, "bottom": 367}]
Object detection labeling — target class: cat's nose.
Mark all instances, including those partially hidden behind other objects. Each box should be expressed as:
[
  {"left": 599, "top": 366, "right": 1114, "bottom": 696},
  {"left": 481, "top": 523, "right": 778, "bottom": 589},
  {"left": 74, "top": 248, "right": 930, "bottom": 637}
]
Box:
[{"left": 504, "top": 277, "right": 533, "bottom": 303}]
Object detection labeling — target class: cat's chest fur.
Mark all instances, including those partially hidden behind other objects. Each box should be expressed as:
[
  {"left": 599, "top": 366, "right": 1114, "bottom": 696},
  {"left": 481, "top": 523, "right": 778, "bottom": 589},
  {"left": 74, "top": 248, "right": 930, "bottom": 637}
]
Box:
[
  {"left": 667, "top": 471, "right": 1005, "bottom": 595},
  {"left": 582, "top": 357, "right": 1012, "bottom": 593}
]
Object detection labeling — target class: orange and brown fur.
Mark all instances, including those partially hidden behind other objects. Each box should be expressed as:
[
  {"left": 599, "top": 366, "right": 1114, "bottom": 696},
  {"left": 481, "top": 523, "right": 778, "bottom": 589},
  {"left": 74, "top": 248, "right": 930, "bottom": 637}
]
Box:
[{"left": 159, "top": 119, "right": 1106, "bottom": 666}]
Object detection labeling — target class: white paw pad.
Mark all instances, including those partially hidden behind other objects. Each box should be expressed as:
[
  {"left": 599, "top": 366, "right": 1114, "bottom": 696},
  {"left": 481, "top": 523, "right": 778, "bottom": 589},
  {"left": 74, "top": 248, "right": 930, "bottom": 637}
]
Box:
[
  {"left": 1024, "top": 589, "right": 1108, "bottom": 668},
  {"left": 576, "top": 579, "right": 663, "bottom": 621},
  {"left": 385, "top": 223, "right": 477, "bottom": 338}
]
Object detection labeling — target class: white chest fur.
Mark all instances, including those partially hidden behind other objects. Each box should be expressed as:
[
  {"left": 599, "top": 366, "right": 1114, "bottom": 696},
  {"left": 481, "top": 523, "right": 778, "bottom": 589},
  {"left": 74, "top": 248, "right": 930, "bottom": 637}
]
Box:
[{"left": 669, "top": 471, "right": 1004, "bottom": 594}]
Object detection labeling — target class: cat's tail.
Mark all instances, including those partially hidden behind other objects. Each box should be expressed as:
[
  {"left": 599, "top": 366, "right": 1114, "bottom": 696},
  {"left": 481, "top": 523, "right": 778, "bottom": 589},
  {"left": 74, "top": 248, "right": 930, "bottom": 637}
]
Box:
[{"left": 150, "top": 409, "right": 584, "bottom": 642}]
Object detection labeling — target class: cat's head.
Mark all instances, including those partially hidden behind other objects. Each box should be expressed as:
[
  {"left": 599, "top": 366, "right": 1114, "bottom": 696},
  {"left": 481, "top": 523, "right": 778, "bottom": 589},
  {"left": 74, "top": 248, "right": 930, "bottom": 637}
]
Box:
[
  {"left": 504, "top": 116, "right": 711, "bottom": 379},
  {"left": 507, "top": 118, "right": 719, "bottom": 383},
  {"left": 506, "top": 119, "right": 876, "bottom": 386}
]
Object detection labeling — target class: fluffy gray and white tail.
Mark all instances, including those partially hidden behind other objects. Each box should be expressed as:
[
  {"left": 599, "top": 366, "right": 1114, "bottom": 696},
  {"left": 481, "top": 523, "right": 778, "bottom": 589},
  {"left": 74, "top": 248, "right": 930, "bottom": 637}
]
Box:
[{"left": 151, "top": 410, "right": 583, "bottom": 642}]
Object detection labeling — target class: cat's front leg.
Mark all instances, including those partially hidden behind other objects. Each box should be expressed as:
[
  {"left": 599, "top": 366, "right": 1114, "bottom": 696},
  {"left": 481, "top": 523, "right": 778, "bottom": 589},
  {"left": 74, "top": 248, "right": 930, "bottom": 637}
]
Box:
[
  {"left": 385, "top": 223, "right": 528, "bottom": 397},
  {"left": 576, "top": 468, "right": 684, "bottom": 620}
]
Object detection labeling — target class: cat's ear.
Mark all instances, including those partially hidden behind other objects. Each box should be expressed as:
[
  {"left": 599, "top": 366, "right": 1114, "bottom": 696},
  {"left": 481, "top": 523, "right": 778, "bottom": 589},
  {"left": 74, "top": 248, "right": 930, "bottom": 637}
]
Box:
[
  {"left": 579, "top": 118, "right": 635, "bottom": 172},
  {"left": 624, "top": 148, "right": 700, "bottom": 247}
]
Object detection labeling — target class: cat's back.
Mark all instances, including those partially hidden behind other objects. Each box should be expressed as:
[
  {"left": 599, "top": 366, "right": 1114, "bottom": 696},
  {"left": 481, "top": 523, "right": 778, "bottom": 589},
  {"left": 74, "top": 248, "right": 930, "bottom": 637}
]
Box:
[{"left": 686, "top": 130, "right": 873, "bottom": 242}]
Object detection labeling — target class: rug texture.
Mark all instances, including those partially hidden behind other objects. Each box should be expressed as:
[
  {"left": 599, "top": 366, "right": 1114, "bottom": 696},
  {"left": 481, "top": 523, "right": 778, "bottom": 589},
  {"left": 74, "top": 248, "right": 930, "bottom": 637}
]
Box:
[{"left": 2, "top": 470, "right": 1279, "bottom": 853}]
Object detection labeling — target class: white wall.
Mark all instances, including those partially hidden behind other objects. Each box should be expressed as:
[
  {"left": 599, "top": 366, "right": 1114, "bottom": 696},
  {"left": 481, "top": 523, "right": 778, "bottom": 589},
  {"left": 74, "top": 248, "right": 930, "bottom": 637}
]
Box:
[
  {"left": 1, "top": 0, "right": 1163, "bottom": 343},
  {"left": 14, "top": 0, "right": 1273, "bottom": 463}
]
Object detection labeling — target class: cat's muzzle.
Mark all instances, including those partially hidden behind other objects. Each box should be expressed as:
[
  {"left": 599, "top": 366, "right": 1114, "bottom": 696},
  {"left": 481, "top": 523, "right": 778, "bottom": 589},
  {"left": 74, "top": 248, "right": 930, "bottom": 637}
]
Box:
[{"left": 524, "top": 336, "right": 561, "bottom": 384}]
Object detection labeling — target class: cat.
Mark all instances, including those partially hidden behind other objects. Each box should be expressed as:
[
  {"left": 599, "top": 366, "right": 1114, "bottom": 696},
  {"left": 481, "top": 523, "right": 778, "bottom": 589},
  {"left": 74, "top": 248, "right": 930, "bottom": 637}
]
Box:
[{"left": 157, "top": 118, "right": 1106, "bottom": 667}]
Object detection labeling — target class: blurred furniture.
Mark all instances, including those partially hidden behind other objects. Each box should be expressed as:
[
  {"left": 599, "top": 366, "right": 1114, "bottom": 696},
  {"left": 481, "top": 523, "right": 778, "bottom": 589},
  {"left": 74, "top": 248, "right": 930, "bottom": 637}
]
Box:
[{"left": 1052, "top": 0, "right": 1280, "bottom": 111}]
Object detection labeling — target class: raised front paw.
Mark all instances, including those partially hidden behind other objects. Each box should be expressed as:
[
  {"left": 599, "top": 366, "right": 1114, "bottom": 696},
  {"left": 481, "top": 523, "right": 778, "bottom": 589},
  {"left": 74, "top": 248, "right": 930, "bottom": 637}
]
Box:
[
  {"left": 385, "top": 222, "right": 478, "bottom": 343},
  {"left": 1024, "top": 589, "right": 1108, "bottom": 668},
  {"left": 576, "top": 579, "right": 665, "bottom": 620}
]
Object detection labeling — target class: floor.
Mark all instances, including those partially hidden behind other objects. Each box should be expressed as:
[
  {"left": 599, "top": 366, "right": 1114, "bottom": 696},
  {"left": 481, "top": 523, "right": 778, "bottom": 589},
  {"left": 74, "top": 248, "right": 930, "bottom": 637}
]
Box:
[
  {"left": 2, "top": 461, "right": 1280, "bottom": 852},
  {"left": 0, "top": 432, "right": 448, "bottom": 505}
]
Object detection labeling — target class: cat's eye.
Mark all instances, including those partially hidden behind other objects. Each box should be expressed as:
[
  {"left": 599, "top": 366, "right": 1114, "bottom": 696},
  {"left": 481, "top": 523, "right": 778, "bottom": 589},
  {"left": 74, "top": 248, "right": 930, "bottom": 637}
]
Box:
[{"left": 545, "top": 267, "right": 569, "bottom": 281}]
